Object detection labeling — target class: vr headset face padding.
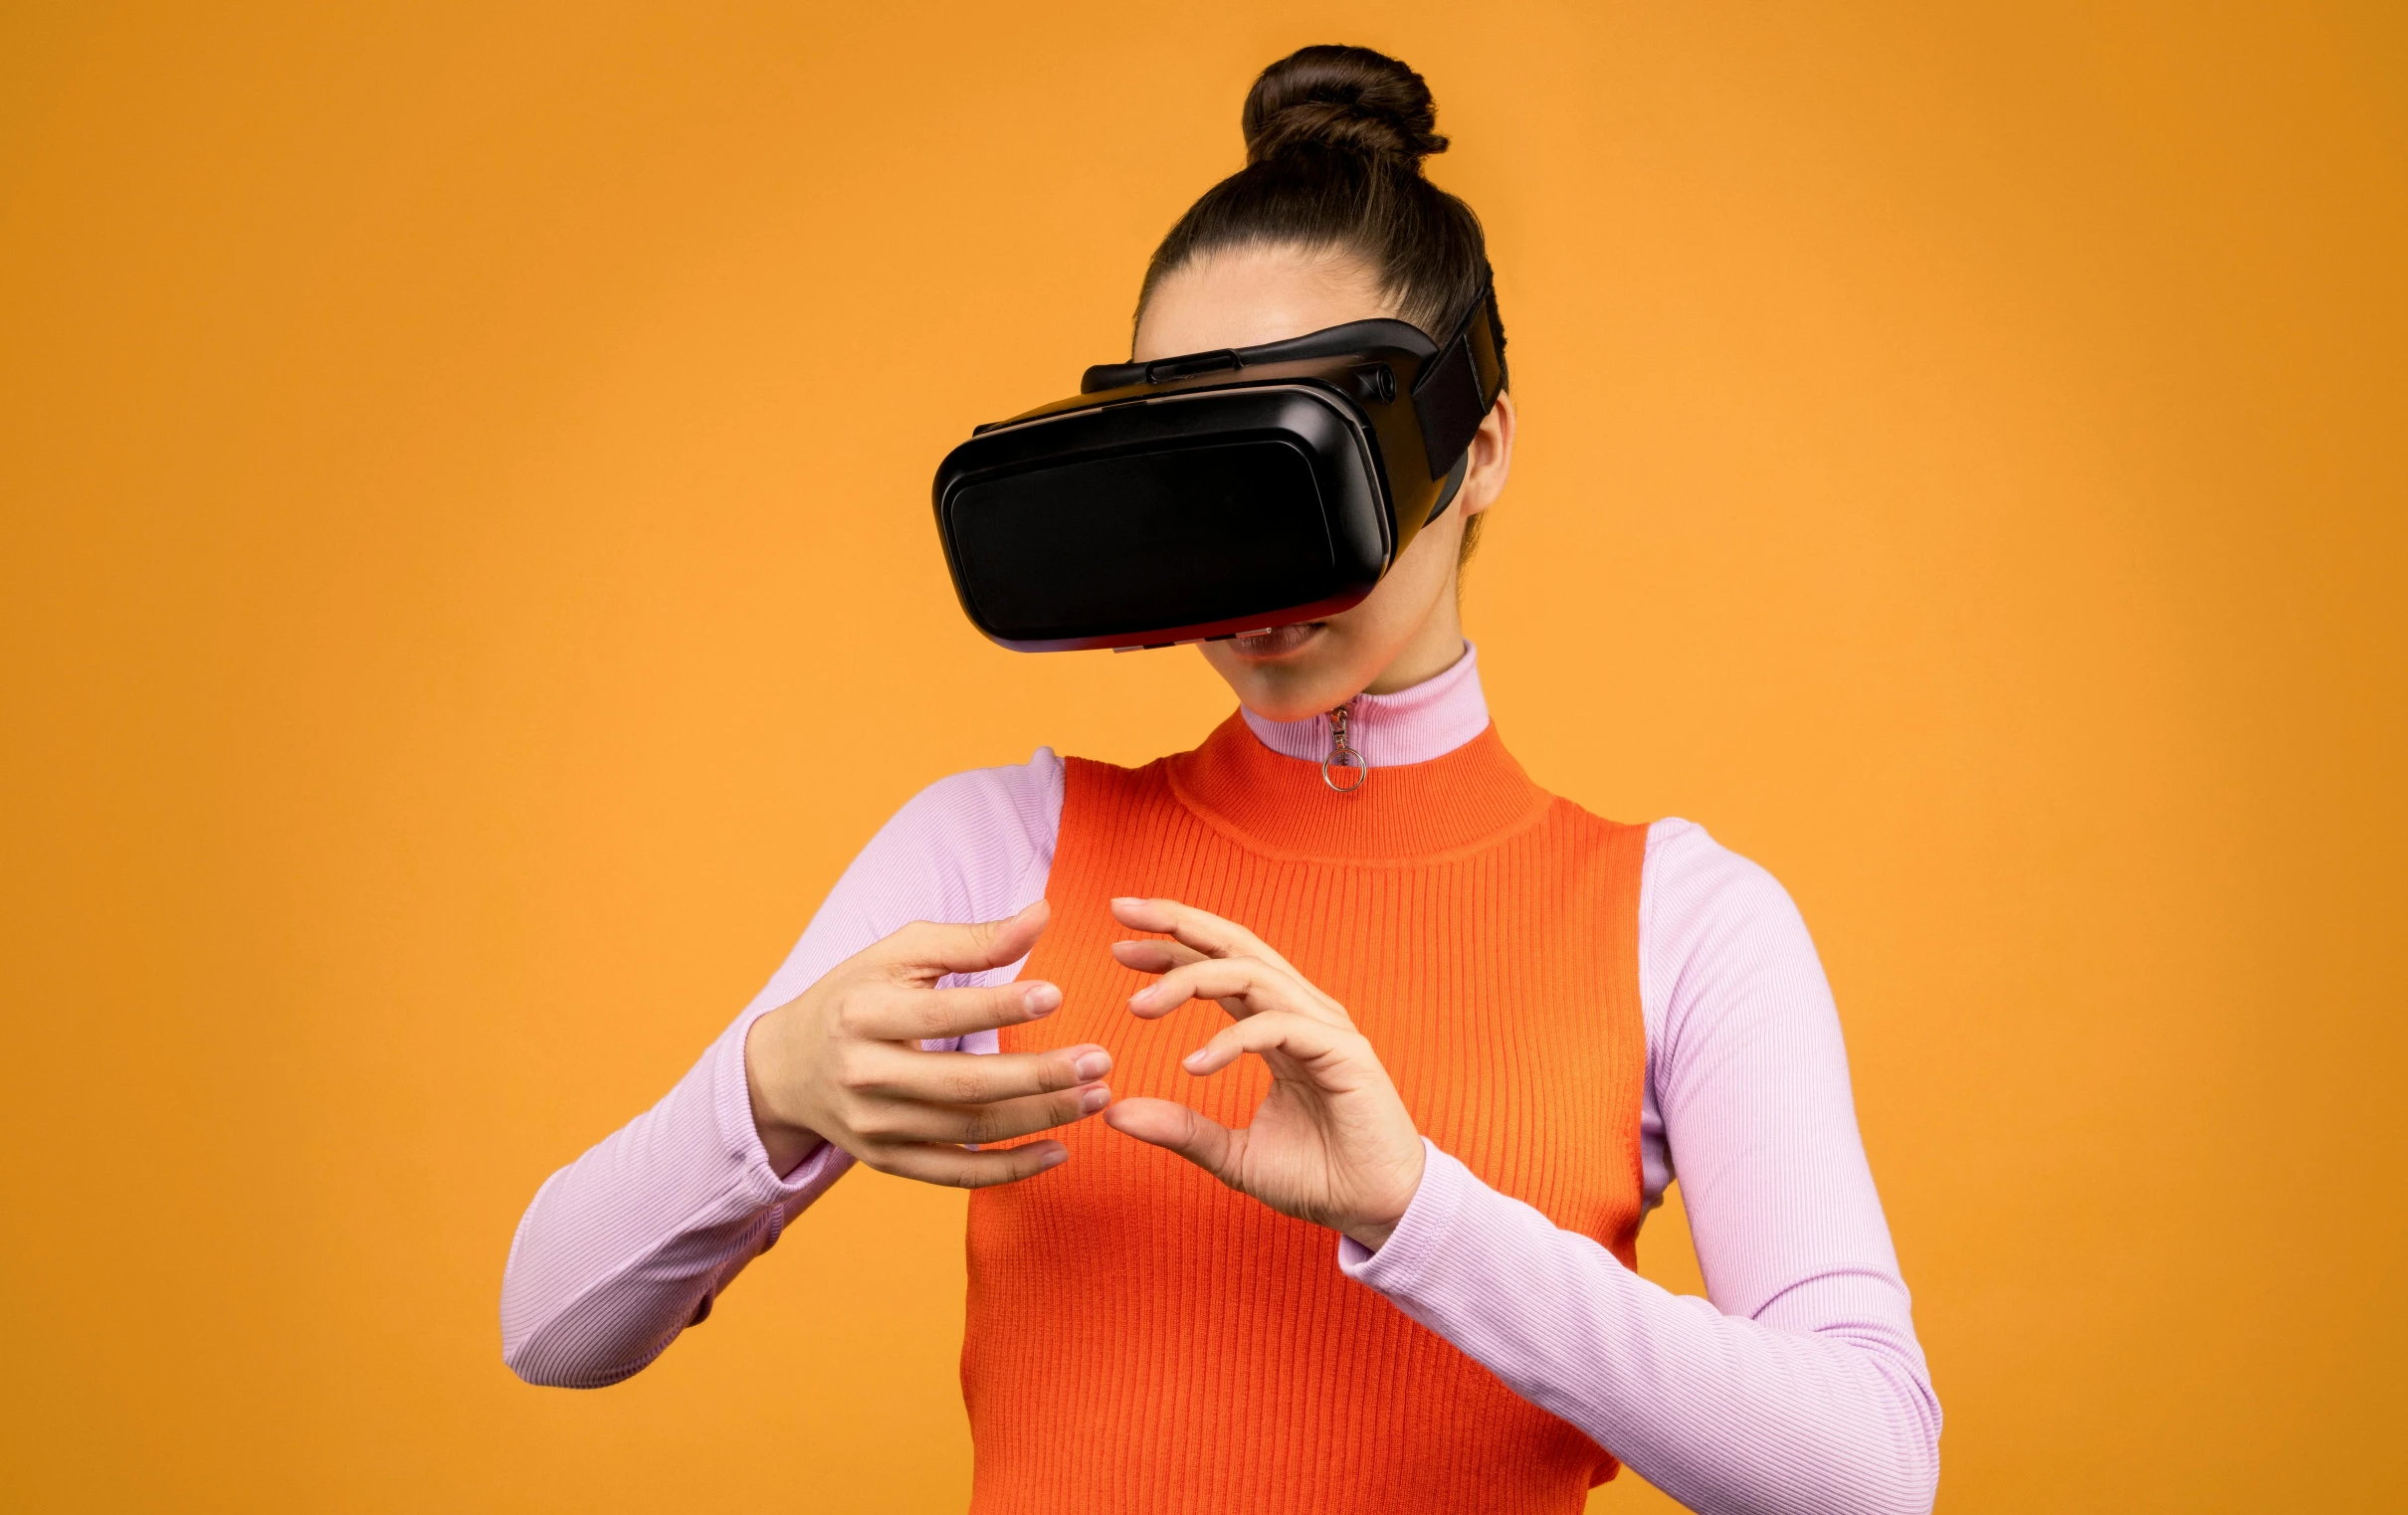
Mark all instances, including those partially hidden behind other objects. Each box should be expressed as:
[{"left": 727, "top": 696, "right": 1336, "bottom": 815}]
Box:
[{"left": 932, "top": 285, "right": 1507, "bottom": 653}]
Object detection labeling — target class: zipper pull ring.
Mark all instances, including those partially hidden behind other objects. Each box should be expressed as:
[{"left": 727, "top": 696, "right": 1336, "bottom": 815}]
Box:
[{"left": 1321, "top": 702, "right": 1367, "bottom": 794}]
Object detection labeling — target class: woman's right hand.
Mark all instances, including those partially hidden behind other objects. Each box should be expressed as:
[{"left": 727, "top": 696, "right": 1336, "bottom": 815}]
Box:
[{"left": 742, "top": 901, "right": 1110, "bottom": 1186}]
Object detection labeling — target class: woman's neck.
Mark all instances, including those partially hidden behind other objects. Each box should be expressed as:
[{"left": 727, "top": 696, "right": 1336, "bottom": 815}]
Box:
[
  {"left": 1362, "top": 593, "right": 1470, "bottom": 694},
  {"left": 1241, "top": 642, "right": 1490, "bottom": 769}
]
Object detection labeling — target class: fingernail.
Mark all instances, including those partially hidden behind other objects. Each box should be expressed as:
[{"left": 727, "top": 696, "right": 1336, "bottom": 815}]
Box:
[
  {"left": 1024, "top": 983, "right": 1062, "bottom": 1016},
  {"left": 1126, "top": 989, "right": 1150, "bottom": 1010},
  {"left": 1039, "top": 1145, "right": 1069, "bottom": 1169},
  {"left": 1182, "top": 1048, "right": 1208, "bottom": 1070},
  {"left": 1073, "top": 1049, "right": 1110, "bottom": 1081},
  {"left": 1080, "top": 1085, "right": 1111, "bottom": 1114},
  {"left": 1111, "top": 897, "right": 1142, "bottom": 907}
]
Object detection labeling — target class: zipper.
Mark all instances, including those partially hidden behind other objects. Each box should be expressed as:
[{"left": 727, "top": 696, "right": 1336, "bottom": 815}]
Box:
[{"left": 1321, "top": 700, "right": 1367, "bottom": 794}]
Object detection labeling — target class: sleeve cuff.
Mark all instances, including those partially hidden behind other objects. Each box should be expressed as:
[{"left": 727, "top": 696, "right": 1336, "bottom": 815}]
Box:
[
  {"left": 716, "top": 1004, "right": 855, "bottom": 1210},
  {"left": 1337, "top": 1137, "right": 1474, "bottom": 1289}
]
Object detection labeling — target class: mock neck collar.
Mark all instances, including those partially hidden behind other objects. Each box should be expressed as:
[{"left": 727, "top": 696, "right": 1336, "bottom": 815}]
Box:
[
  {"left": 1174, "top": 645, "right": 1541, "bottom": 862},
  {"left": 1167, "top": 709, "right": 1549, "bottom": 863},
  {"left": 1238, "top": 641, "right": 1490, "bottom": 770}
]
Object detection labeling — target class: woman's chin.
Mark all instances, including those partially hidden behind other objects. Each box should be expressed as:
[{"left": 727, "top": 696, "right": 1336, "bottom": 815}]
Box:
[{"left": 1203, "top": 625, "right": 1364, "bottom": 721}]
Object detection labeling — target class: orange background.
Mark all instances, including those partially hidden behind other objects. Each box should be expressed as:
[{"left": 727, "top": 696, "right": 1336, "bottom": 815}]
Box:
[{"left": 4, "top": 3, "right": 2402, "bottom": 1510}]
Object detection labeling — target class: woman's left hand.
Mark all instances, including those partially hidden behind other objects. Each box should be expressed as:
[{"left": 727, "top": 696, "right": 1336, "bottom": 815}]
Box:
[{"left": 1099, "top": 896, "right": 1424, "bottom": 1250}]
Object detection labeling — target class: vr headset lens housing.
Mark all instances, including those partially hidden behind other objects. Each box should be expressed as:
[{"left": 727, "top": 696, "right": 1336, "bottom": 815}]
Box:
[{"left": 933, "top": 287, "right": 1506, "bottom": 652}]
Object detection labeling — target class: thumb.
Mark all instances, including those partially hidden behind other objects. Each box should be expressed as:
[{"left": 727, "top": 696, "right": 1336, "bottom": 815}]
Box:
[
  {"left": 1104, "top": 1097, "right": 1240, "bottom": 1184},
  {"left": 875, "top": 899, "right": 1050, "bottom": 981}
]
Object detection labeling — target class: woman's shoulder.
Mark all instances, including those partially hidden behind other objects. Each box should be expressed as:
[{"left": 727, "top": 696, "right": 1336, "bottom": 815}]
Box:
[
  {"left": 1532, "top": 808, "right": 1810, "bottom": 956},
  {"left": 1636, "top": 818, "right": 1837, "bottom": 1066},
  {"left": 1640, "top": 818, "right": 1809, "bottom": 939},
  {"left": 893, "top": 748, "right": 1065, "bottom": 835},
  {"left": 838, "top": 749, "right": 1066, "bottom": 927},
  {"left": 741, "top": 752, "right": 1067, "bottom": 1015}
]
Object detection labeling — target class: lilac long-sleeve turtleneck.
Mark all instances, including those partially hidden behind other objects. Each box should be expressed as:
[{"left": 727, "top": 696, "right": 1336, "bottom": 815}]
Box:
[{"left": 501, "top": 647, "right": 1941, "bottom": 1514}]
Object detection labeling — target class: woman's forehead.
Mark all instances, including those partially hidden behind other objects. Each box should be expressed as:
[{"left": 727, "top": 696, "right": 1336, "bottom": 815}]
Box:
[{"left": 1133, "top": 245, "right": 1395, "bottom": 360}]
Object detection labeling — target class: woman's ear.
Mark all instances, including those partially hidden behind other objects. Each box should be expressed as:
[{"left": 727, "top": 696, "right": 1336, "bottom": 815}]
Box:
[{"left": 1458, "top": 389, "right": 1516, "bottom": 518}]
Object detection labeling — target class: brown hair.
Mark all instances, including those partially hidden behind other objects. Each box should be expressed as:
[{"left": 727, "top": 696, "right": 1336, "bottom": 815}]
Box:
[{"left": 1139, "top": 45, "right": 1506, "bottom": 566}]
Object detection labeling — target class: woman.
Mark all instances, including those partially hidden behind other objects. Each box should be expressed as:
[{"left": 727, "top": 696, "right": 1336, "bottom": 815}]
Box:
[{"left": 502, "top": 44, "right": 1940, "bottom": 1515}]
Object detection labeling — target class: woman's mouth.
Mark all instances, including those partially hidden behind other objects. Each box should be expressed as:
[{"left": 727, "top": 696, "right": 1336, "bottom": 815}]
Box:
[{"left": 1227, "top": 623, "right": 1325, "bottom": 659}]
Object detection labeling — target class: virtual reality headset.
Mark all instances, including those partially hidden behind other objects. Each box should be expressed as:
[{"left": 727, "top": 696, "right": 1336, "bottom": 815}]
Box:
[{"left": 932, "top": 282, "right": 1507, "bottom": 652}]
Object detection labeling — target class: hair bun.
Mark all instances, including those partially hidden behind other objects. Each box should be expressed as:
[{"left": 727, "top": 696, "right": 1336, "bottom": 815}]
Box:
[{"left": 1241, "top": 45, "right": 1448, "bottom": 168}]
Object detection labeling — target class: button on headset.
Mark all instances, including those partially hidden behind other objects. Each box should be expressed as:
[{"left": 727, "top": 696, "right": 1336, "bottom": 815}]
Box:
[{"left": 1349, "top": 363, "right": 1397, "bottom": 404}]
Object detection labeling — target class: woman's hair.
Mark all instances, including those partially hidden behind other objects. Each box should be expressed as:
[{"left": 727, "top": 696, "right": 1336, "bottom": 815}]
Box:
[{"left": 1139, "top": 44, "right": 1506, "bottom": 566}]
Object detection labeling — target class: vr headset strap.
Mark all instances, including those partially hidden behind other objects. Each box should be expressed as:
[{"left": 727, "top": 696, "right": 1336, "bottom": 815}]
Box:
[
  {"left": 1409, "top": 277, "right": 1509, "bottom": 484},
  {"left": 1426, "top": 449, "right": 1473, "bottom": 526}
]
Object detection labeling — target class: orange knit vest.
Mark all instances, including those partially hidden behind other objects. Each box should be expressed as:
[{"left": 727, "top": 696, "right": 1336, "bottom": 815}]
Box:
[{"left": 962, "top": 712, "right": 1648, "bottom": 1515}]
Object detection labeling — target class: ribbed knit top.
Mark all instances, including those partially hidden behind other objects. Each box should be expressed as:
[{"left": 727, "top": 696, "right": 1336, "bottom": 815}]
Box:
[
  {"left": 963, "top": 712, "right": 1650, "bottom": 1514},
  {"left": 500, "top": 645, "right": 1941, "bottom": 1514}
]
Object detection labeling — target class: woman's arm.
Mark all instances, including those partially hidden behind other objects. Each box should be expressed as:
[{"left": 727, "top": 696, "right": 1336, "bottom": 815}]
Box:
[
  {"left": 498, "top": 753, "right": 1063, "bottom": 1388},
  {"left": 1338, "top": 820, "right": 1940, "bottom": 1515}
]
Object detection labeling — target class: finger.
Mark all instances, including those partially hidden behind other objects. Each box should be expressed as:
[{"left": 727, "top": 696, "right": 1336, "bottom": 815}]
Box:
[
  {"left": 1109, "top": 939, "right": 1207, "bottom": 974},
  {"left": 870, "top": 1138, "right": 1070, "bottom": 1189},
  {"left": 847, "top": 1043, "right": 1112, "bottom": 1104},
  {"left": 1129, "top": 957, "right": 1347, "bottom": 1028},
  {"left": 863, "top": 1082, "right": 1113, "bottom": 1145},
  {"left": 1107, "top": 897, "right": 1298, "bottom": 974},
  {"left": 843, "top": 978, "right": 1064, "bottom": 1042},
  {"left": 870, "top": 900, "right": 1051, "bottom": 983},
  {"left": 1124, "top": 955, "right": 1283, "bottom": 1022},
  {"left": 1182, "top": 1010, "right": 1357, "bottom": 1079},
  {"left": 1102, "top": 1097, "right": 1241, "bottom": 1183}
]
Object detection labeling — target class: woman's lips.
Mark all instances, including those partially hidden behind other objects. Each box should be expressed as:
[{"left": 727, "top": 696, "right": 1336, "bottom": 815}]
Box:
[{"left": 1228, "top": 623, "right": 1325, "bottom": 659}]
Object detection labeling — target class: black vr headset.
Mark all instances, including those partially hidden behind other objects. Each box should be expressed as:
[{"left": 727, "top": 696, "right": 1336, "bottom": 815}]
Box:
[{"left": 932, "top": 282, "right": 1508, "bottom": 652}]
